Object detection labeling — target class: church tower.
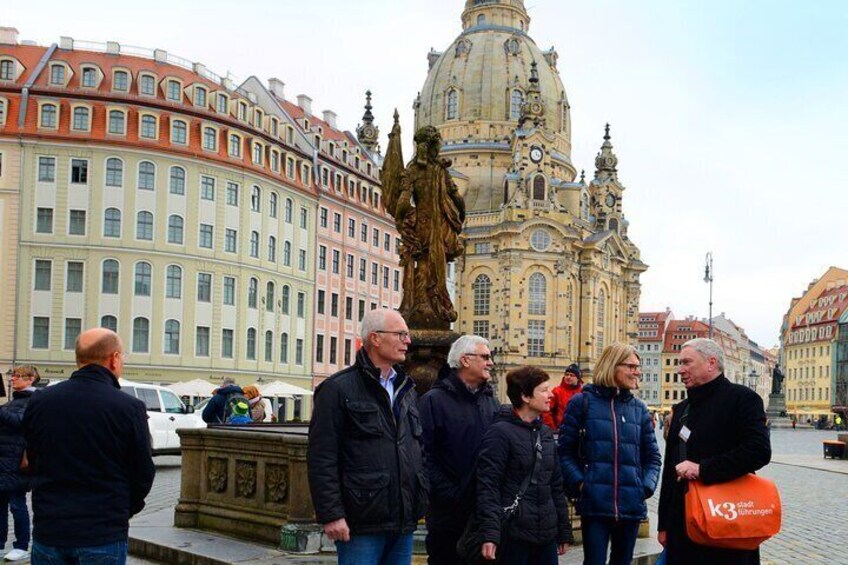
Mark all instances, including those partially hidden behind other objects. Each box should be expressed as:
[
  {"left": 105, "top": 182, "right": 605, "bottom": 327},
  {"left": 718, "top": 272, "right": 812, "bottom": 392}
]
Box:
[
  {"left": 414, "top": 1, "right": 646, "bottom": 390},
  {"left": 356, "top": 90, "right": 380, "bottom": 156}
]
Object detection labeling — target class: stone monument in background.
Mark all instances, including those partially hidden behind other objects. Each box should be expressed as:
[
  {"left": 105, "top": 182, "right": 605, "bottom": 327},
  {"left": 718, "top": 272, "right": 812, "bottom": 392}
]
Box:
[{"left": 381, "top": 112, "right": 464, "bottom": 394}]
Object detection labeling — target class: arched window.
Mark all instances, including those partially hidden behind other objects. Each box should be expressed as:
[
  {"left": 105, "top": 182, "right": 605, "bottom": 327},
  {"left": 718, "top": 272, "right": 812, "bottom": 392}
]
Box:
[
  {"left": 40, "top": 104, "right": 57, "bottom": 128},
  {"left": 281, "top": 285, "right": 291, "bottom": 315},
  {"left": 136, "top": 211, "right": 153, "bottom": 240},
  {"left": 596, "top": 289, "right": 606, "bottom": 357},
  {"left": 268, "top": 235, "right": 277, "bottom": 262},
  {"left": 72, "top": 107, "right": 90, "bottom": 130},
  {"left": 251, "top": 185, "right": 261, "bottom": 212},
  {"left": 532, "top": 175, "right": 546, "bottom": 200},
  {"left": 248, "top": 277, "right": 258, "bottom": 309},
  {"left": 134, "top": 262, "right": 152, "bottom": 296},
  {"left": 265, "top": 331, "right": 274, "bottom": 362},
  {"left": 169, "top": 166, "right": 186, "bottom": 195},
  {"left": 250, "top": 231, "right": 259, "bottom": 258},
  {"left": 140, "top": 115, "right": 157, "bottom": 139},
  {"left": 473, "top": 274, "right": 491, "bottom": 316},
  {"left": 608, "top": 218, "right": 619, "bottom": 232},
  {"left": 133, "top": 317, "right": 150, "bottom": 353},
  {"left": 445, "top": 89, "right": 458, "bottom": 120},
  {"left": 105, "top": 158, "right": 123, "bottom": 187},
  {"left": 166, "top": 265, "right": 182, "bottom": 298},
  {"left": 203, "top": 127, "right": 217, "bottom": 151},
  {"left": 102, "top": 260, "right": 119, "bottom": 294},
  {"left": 167, "top": 215, "right": 184, "bottom": 244},
  {"left": 477, "top": 14, "right": 486, "bottom": 25},
  {"left": 285, "top": 198, "right": 293, "bottom": 223},
  {"left": 100, "top": 315, "right": 117, "bottom": 332},
  {"left": 280, "top": 332, "right": 289, "bottom": 363},
  {"left": 108, "top": 110, "right": 125, "bottom": 134},
  {"left": 138, "top": 161, "right": 155, "bottom": 190},
  {"left": 266, "top": 281, "right": 275, "bottom": 312},
  {"left": 269, "top": 193, "right": 278, "bottom": 218},
  {"left": 164, "top": 320, "right": 180, "bottom": 354},
  {"left": 246, "top": 328, "right": 257, "bottom": 360},
  {"left": 171, "top": 119, "right": 187, "bottom": 144},
  {"left": 283, "top": 241, "right": 292, "bottom": 266},
  {"left": 528, "top": 273, "right": 547, "bottom": 315},
  {"left": 510, "top": 89, "right": 524, "bottom": 120},
  {"left": 104, "top": 208, "right": 121, "bottom": 237}
]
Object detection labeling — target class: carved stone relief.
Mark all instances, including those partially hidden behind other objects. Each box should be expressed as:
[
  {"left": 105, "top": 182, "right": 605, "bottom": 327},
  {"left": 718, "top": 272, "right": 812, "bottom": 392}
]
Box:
[
  {"left": 207, "top": 457, "right": 227, "bottom": 493},
  {"left": 235, "top": 460, "right": 257, "bottom": 498},
  {"left": 266, "top": 464, "right": 290, "bottom": 504}
]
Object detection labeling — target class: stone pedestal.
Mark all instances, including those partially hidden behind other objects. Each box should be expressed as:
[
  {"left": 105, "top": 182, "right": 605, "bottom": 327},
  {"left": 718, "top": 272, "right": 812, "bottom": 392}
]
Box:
[
  {"left": 403, "top": 329, "right": 460, "bottom": 396},
  {"left": 766, "top": 393, "right": 793, "bottom": 428}
]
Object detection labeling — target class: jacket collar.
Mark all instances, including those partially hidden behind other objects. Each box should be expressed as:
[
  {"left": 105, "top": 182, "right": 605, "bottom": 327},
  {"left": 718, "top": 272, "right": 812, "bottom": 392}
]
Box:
[
  {"left": 434, "top": 368, "right": 494, "bottom": 400},
  {"left": 355, "top": 348, "right": 408, "bottom": 389},
  {"left": 495, "top": 404, "right": 542, "bottom": 430},
  {"left": 71, "top": 364, "right": 121, "bottom": 388},
  {"left": 687, "top": 373, "right": 728, "bottom": 404},
  {"left": 583, "top": 383, "right": 634, "bottom": 402}
]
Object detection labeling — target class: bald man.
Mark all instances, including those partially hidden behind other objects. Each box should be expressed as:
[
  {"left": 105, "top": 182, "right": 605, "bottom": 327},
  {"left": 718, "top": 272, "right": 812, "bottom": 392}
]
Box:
[
  {"left": 307, "top": 309, "right": 426, "bottom": 565},
  {"left": 23, "top": 328, "right": 155, "bottom": 564}
]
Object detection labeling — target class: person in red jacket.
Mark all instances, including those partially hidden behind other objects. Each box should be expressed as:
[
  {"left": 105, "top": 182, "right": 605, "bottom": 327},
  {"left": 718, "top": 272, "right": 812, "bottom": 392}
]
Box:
[{"left": 542, "top": 364, "right": 583, "bottom": 431}]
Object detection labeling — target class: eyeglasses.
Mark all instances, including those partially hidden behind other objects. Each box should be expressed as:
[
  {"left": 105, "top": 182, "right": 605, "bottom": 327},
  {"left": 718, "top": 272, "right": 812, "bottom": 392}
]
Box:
[
  {"left": 375, "top": 330, "right": 411, "bottom": 341},
  {"left": 617, "top": 363, "right": 641, "bottom": 371},
  {"left": 10, "top": 374, "right": 33, "bottom": 380},
  {"left": 465, "top": 353, "right": 492, "bottom": 361}
]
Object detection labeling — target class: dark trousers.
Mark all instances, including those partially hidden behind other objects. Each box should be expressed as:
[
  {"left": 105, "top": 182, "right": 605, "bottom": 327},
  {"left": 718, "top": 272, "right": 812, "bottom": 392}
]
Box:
[
  {"left": 426, "top": 529, "right": 463, "bottom": 565},
  {"left": 581, "top": 517, "right": 640, "bottom": 565},
  {"left": 0, "top": 489, "right": 30, "bottom": 551},
  {"left": 499, "top": 537, "right": 558, "bottom": 565}
]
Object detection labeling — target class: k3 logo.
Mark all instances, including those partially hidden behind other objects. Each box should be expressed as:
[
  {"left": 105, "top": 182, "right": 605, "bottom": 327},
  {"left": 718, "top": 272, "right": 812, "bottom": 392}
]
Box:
[{"left": 707, "top": 498, "right": 738, "bottom": 521}]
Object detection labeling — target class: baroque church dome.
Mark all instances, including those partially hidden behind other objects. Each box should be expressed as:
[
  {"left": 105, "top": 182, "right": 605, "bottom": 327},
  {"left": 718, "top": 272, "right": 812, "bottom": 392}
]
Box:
[{"left": 414, "top": 0, "right": 574, "bottom": 212}]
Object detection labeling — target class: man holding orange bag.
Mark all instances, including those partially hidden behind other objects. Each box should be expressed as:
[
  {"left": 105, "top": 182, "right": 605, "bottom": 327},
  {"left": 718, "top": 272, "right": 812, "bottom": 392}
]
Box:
[{"left": 657, "top": 338, "right": 772, "bottom": 564}]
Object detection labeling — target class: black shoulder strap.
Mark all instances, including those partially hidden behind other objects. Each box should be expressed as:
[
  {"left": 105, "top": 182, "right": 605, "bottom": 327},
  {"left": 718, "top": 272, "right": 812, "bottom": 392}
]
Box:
[
  {"left": 678, "top": 402, "right": 691, "bottom": 461},
  {"left": 503, "top": 429, "right": 542, "bottom": 514}
]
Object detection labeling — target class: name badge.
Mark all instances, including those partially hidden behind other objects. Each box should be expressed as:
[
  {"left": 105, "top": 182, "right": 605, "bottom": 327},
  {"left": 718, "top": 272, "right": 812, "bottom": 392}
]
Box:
[{"left": 679, "top": 425, "right": 691, "bottom": 443}]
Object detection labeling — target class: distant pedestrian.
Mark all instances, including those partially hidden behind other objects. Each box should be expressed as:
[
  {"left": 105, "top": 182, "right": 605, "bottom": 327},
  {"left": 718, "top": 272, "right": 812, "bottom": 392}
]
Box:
[
  {"left": 657, "top": 338, "right": 771, "bottom": 565},
  {"left": 541, "top": 364, "right": 583, "bottom": 431},
  {"left": 242, "top": 385, "right": 266, "bottom": 423},
  {"left": 419, "top": 335, "right": 500, "bottom": 564},
  {"left": 23, "top": 328, "right": 155, "bottom": 565},
  {"left": 475, "top": 366, "right": 573, "bottom": 564},
  {"left": 307, "top": 309, "right": 426, "bottom": 565},
  {"left": 791, "top": 418, "right": 796, "bottom": 430},
  {"left": 558, "top": 343, "right": 661, "bottom": 565},
  {"left": 0, "top": 365, "right": 40, "bottom": 562},
  {"left": 202, "top": 376, "right": 244, "bottom": 424}
]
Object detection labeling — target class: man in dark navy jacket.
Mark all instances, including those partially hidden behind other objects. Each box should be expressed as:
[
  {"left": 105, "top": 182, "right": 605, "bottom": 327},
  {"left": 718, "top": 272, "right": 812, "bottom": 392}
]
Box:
[
  {"left": 23, "top": 328, "right": 155, "bottom": 564},
  {"left": 419, "top": 335, "right": 500, "bottom": 564}
]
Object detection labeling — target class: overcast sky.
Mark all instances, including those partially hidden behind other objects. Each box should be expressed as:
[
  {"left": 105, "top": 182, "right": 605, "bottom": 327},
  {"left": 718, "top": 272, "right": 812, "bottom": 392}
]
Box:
[{"left": 6, "top": 0, "right": 847, "bottom": 347}]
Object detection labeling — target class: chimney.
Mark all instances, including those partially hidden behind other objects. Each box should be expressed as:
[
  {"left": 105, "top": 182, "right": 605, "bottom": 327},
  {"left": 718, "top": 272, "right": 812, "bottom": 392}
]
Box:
[
  {"left": 0, "top": 27, "right": 20, "bottom": 45},
  {"left": 268, "top": 78, "right": 285, "bottom": 100},
  {"left": 322, "top": 110, "right": 338, "bottom": 129},
  {"left": 297, "top": 94, "right": 313, "bottom": 116}
]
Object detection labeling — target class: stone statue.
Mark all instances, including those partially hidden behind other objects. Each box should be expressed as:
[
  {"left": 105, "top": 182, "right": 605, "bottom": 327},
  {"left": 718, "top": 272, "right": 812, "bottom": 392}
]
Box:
[
  {"left": 771, "top": 364, "right": 784, "bottom": 395},
  {"left": 382, "top": 112, "right": 466, "bottom": 330}
]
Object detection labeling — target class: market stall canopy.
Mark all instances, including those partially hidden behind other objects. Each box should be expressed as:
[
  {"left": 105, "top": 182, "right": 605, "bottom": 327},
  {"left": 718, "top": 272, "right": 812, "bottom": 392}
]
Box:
[
  {"left": 258, "top": 380, "right": 313, "bottom": 398},
  {"left": 167, "top": 378, "right": 217, "bottom": 398}
]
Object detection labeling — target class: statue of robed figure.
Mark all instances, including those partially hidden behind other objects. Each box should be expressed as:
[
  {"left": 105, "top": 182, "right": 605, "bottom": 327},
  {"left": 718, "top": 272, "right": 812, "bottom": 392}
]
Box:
[{"left": 381, "top": 112, "right": 466, "bottom": 330}]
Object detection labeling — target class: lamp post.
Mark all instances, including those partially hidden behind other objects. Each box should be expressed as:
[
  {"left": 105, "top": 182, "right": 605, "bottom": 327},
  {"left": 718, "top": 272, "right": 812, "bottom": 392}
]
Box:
[
  {"left": 748, "top": 369, "right": 758, "bottom": 391},
  {"left": 704, "top": 252, "right": 714, "bottom": 338}
]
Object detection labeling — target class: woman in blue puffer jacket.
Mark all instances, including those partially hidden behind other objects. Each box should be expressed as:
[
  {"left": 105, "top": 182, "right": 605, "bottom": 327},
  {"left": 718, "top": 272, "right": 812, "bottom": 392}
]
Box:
[{"left": 558, "top": 344, "right": 661, "bottom": 565}]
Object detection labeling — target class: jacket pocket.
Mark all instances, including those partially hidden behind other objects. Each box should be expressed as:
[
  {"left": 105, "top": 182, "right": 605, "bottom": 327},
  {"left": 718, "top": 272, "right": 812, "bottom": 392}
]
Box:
[
  {"left": 345, "top": 400, "right": 382, "bottom": 437},
  {"left": 342, "top": 471, "right": 390, "bottom": 525}
]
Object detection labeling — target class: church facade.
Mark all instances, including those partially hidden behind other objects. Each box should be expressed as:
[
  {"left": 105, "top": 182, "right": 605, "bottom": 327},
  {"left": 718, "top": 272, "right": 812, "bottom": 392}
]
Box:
[{"left": 414, "top": 0, "right": 646, "bottom": 385}]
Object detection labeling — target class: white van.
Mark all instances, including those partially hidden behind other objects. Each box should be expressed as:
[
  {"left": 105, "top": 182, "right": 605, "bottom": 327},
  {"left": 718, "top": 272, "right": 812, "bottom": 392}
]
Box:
[{"left": 119, "top": 380, "right": 206, "bottom": 455}]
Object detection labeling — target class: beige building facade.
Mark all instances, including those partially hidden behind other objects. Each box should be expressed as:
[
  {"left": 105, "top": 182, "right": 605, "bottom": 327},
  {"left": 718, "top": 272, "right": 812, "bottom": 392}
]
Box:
[{"left": 414, "top": 1, "right": 646, "bottom": 390}]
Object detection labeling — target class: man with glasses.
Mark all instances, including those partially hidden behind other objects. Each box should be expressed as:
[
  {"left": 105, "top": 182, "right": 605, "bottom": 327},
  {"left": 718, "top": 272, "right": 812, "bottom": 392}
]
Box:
[
  {"left": 419, "top": 335, "right": 500, "bottom": 564},
  {"left": 308, "top": 308, "right": 426, "bottom": 565},
  {"left": 23, "top": 328, "right": 154, "bottom": 565}
]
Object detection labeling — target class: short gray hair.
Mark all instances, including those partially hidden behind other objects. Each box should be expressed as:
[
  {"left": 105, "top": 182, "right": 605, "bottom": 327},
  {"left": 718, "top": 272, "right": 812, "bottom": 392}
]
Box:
[
  {"left": 360, "top": 308, "right": 397, "bottom": 342},
  {"left": 221, "top": 376, "right": 236, "bottom": 386},
  {"left": 682, "top": 338, "right": 725, "bottom": 372},
  {"left": 447, "top": 335, "right": 489, "bottom": 368}
]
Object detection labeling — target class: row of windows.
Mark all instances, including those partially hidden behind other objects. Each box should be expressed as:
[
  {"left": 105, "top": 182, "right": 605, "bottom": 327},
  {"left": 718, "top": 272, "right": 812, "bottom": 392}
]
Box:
[
  {"left": 30, "top": 102, "right": 311, "bottom": 183},
  {"left": 32, "top": 259, "right": 308, "bottom": 315},
  {"left": 471, "top": 273, "right": 549, "bottom": 317},
  {"left": 318, "top": 167, "right": 381, "bottom": 208},
  {"left": 787, "top": 387, "right": 831, "bottom": 402},
  {"left": 317, "top": 247, "right": 400, "bottom": 289},
  {"left": 30, "top": 315, "right": 306, "bottom": 364},
  {"left": 314, "top": 335, "right": 355, "bottom": 367},
  {"left": 788, "top": 365, "right": 831, "bottom": 380},
  {"left": 787, "top": 345, "right": 831, "bottom": 360},
  {"left": 316, "top": 291, "right": 387, "bottom": 323},
  {"left": 317, "top": 210, "right": 400, "bottom": 253},
  {"left": 444, "top": 87, "right": 526, "bottom": 121}
]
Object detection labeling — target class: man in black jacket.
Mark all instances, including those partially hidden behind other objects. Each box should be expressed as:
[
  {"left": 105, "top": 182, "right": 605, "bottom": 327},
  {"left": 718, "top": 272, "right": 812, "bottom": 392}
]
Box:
[
  {"left": 201, "top": 376, "right": 244, "bottom": 423},
  {"left": 419, "top": 335, "right": 499, "bottom": 564},
  {"left": 23, "top": 328, "right": 155, "bottom": 564},
  {"left": 657, "top": 338, "right": 771, "bottom": 565},
  {"left": 307, "top": 309, "right": 426, "bottom": 565}
]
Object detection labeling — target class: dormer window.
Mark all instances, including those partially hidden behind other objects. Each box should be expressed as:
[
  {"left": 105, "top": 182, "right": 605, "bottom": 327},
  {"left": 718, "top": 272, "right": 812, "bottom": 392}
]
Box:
[
  {"left": 229, "top": 133, "right": 241, "bottom": 157},
  {"left": 39, "top": 103, "right": 58, "bottom": 129},
  {"left": 314, "top": 135, "right": 321, "bottom": 148},
  {"left": 49, "top": 64, "right": 65, "bottom": 85},
  {"left": 303, "top": 119, "right": 309, "bottom": 131},
  {"left": 253, "top": 142, "right": 263, "bottom": 164},
  {"left": 113, "top": 70, "right": 129, "bottom": 92},
  {"left": 216, "top": 93, "right": 228, "bottom": 114},
  {"left": 139, "top": 114, "right": 157, "bottom": 139},
  {"left": 108, "top": 109, "right": 126, "bottom": 135},
  {"left": 167, "top": 80, "right": 181, "bottom": 101},
  {"left": 203, "top": 126, "right": 217, "bottom": 151},
  {"left": 81, "top": 67, "right": 97, "bottom": 88},
  {"left": 0, "top": 60, "right": 14, "bottom": 81},
  {"left": 171, "top": 119, "right": 188, "bottom": 145},
  {"left": 237, "top": 102, "right": 247, "bottom": 121},
  {"left": 254, "top": 109, "right": 263, "bottom": 128},
  {"left": 194, "top": 86, "right": 207, "bottom": 107},
  {"left": 139, "top": 74, "right": 156, "bottom": 96},
  {"left": 285, "top": 126, "right": 294, "bottom": 145},
  {"left": 342, "top": 150, "right": 348, "bottom": 162},
  {"left": 270, "top": 118, "right": 279, "bottom": 137},
  {"left": 329, "top": 142, "right": 335, "bottom": 156}
]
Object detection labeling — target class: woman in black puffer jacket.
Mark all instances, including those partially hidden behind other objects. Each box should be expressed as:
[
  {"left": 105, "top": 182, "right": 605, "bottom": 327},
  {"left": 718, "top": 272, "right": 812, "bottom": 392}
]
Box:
[
  {"left": 0, "top": 365, "right": 39, "bottom": 561},
  {"left": 475, "top": 366, "right": 573, "bottom": 564}
]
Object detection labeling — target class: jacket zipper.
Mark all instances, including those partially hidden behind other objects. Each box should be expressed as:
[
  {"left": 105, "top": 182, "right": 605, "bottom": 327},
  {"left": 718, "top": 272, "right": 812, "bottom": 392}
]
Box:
[{"left": 610, "top": 397, "right": 619, "bottom": 520}]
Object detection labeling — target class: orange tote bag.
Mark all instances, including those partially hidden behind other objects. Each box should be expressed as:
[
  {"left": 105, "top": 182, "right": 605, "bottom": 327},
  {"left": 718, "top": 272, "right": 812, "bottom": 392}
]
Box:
[{"left": 685, "top": 474, "right": 781, "bottom": 550}]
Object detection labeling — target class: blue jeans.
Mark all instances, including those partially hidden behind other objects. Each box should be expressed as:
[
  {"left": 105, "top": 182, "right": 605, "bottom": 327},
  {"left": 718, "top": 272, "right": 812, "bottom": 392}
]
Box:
[
  {"left": 581, "top": 517, "right": 640, "bottom": 565},
  {"left": 0, "top": 490, "right": 30, "bottom": 551},
  {"left": 336, "top": 533, "right": 413, "bottom": 565},
  {"left": 31, "top": 540, "right": 127, "bottom": 565}
]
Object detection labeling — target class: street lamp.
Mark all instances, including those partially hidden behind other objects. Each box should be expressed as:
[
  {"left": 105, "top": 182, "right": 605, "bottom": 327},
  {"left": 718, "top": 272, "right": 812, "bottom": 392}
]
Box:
[
  {"left": 748, "top": 369, "right": 758, "bottom": 391},
  {"left": 704, "top": 252, "right": 714, "bottom": 338}
]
